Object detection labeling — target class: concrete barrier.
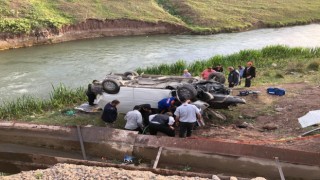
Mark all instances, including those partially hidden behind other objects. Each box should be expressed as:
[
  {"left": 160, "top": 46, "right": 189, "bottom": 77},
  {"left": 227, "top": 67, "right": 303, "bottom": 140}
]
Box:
[{"left": 0, "top": 122, "right": 319, "bottom": 179}]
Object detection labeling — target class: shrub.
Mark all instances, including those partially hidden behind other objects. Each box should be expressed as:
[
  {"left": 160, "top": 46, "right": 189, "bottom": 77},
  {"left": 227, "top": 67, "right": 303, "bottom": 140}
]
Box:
[{"left": 307, "top": 61, "right": 320, "bottom": 71}]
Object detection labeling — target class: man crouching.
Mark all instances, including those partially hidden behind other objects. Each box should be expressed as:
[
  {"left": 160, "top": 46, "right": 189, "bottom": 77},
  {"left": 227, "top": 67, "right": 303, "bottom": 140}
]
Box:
[{"left": 149, "top": 112, "right": 175, "bottom": 137}]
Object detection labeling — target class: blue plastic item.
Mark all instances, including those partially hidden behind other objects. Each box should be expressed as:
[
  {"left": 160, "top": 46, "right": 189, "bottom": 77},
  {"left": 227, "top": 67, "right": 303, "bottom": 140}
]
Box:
[
  {"left": 267, "top": 88, "right": 285, "bottom": 96},
  {"left": 124, "top": 155, "right": 135, "bottom": 163}
]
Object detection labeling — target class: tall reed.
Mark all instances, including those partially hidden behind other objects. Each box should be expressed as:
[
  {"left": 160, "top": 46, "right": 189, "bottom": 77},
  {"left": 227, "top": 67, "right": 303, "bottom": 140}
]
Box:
[{"left": 137, "top": 45, "right": 320, "bottom": 75}]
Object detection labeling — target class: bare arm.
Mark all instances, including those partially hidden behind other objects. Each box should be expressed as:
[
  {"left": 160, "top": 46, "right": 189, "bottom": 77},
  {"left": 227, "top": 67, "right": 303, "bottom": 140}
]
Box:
[{"left": 175, "top": 116, "right": 180, "bottom": 126}]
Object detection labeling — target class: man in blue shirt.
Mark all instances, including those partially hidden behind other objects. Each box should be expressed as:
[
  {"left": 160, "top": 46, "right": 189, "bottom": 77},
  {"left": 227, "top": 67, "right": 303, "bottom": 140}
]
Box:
[
  {"left": 158, "top": 97, "right": 176, "bottom": 114},
  {"left": 101, "top": 100, "right": 120, "bottom": 123}
]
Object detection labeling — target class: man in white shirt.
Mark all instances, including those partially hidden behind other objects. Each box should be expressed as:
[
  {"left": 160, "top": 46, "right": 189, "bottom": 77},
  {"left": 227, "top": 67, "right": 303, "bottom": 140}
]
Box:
[
  {"left": 174, "top": 98, "right": 201, "bottom": 138},
  {"left": 149, "top": 112, "right": 175, "bottom": 137},
  {"left": 124, "top": 106, "right": 143, "bottom": 133}
]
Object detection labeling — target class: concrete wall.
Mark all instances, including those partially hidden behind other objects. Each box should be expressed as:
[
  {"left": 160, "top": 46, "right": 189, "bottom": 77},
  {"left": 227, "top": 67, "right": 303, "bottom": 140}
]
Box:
[{"left": 0, "top": 122, "right": 319, "bottom": 179}]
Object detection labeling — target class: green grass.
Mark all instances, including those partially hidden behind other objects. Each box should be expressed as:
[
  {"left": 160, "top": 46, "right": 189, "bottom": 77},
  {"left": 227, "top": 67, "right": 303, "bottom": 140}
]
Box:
[
  {"left": 137, "top": 45, "right": 320, "bottom": 76},
  {"left": 157, "top": 0, "right": 320, "bottom": 33},
  {"left": 0, "top": 84, "right": 86, "bottom": 120},
  {"left": 1, "top": 0, "right": 320, "bottom": 34}
]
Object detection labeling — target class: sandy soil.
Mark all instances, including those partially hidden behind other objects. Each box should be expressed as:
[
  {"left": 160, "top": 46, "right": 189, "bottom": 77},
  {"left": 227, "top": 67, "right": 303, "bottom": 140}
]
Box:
[
  {"left": 0, "top": 164, "right": 217, "bottom": 180},
  {"left": 194, "top": 83, "right": 320, "bottom": 152}
]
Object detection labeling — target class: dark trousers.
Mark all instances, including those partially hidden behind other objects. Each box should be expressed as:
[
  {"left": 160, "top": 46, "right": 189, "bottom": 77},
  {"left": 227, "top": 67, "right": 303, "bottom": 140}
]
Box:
[
  {"left": 229, "top": 83, "right": 235, "bottom": 88},
  {"left": 87, "top": 93, "right": 96, "bottom": 106},
  {"left": 245, "top": 78, "right": 252, "bottom": 87},
  {"left": 149, "top": 123, "right": 175, "bottom": 137},
  {"left": 179, "top": 122, "right": 195, "bottom": 138}
]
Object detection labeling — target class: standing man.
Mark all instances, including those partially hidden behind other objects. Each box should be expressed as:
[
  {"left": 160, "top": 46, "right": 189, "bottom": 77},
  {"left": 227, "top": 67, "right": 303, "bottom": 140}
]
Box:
[
  {"left": 238, "top": 65, "right": 245, "bottom": 85},
  {"left": 227, "top": 66, "right": 240, "bottom": 88},
  {"left": 86, "top": 80, "right": 100, "bottom": 106},
  {"left": 213, "top": 64, "right": 224, "bottom": 72},
  {"left": 182, "top": 69, "right": 192, "bottom": 78},
  {"left": 149, "top": 112, "right": 175, "bottom": 137},
  {"left": 201, "top": 67, "right": 216, "bottom": 80},
  {"left": 101, "top": 100, "right": 120, "bottom": 124},
  {"left": 243, "top": 61, "right": 256, "bottom": 87},
  {"left": 174, "top": 98, "right": 201, "bottom": 138},
  {"left": 124, "top": 106, "right": 143, "bottom": 133}
]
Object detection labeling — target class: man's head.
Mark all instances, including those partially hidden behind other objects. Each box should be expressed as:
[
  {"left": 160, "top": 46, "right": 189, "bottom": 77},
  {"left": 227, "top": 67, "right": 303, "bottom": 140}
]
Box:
[
  {"left": 142, "top": 104, "right": 151, "bottom": 112},
  {"left": 179, "top": 97, "right": 190, "bottom": 104},
  {"left": 92, "top": 80, "right": 99, "bottom": 84},
  {"left": 238, "top": 65, "right": 243, "bottom": 69},
  {"left": 247, "top": 61, "right": 253, "bottom": 67},
  {"left": 216, "top": 64, "right": 222, "bottom": 69},
  {"left": 111, "top": 100, "right": 120, "bottom": 107},
  {"left": 183, "top": 69, "right": 189, "bottom": 73},
  {"left": 133, "top": 105, "right": 141, "bottom": 111},
  {"left": 207, "top": 67, "right": 212, "bottom": 71},
  {"left": 228, "top": 66, "right": 234, "bottom": 72}
]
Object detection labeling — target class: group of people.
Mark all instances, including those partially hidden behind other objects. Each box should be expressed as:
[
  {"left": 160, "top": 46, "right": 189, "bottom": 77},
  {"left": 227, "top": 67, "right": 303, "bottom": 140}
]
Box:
[
  {"left": 182, "top": 61, "right": 256, "bottom": 88},
  {"left": 100, "top": 97, "right": 201, "bottom": 138}
]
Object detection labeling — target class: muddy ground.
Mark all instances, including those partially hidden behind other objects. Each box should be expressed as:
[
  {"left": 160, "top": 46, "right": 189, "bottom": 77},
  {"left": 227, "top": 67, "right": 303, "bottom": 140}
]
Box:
[{"left": 193, "top": 82, "right": 320, "bottom": 152}]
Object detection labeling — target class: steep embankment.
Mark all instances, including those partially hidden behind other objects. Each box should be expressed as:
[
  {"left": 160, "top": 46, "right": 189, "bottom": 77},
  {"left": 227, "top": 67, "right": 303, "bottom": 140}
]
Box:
[
  {"left": 157, "top": 0, "right": 320, "bottom": 33},
  {"left": 1, "top": 0, "right": 320, "bottom": 50}
]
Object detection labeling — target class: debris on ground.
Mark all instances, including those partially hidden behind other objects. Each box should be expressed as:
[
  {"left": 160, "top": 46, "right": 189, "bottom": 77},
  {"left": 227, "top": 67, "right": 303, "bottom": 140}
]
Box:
[
  {"left": 262, "top": 123, "right": 278, "bottom": 131},
  {"left": 298, "top": 110, "right": 320, "bottom": 128}
]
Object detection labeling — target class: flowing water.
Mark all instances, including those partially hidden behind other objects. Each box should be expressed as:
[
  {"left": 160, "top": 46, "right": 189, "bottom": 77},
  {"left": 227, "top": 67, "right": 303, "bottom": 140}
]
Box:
[{"left": 1, "top": 24, "right": 320, "bottom": 102}]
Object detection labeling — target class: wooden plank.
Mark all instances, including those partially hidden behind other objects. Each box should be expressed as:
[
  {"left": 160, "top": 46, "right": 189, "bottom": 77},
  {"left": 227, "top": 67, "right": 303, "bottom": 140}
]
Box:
[
  {"left": 275, "top": 157, "right": 286, "bottom": 180},
  {"left": 300, "top": 127, "right": 320, "bottom": 137},
  {"left": 153, "top": 146, "right": 163, "bottom": 169}
]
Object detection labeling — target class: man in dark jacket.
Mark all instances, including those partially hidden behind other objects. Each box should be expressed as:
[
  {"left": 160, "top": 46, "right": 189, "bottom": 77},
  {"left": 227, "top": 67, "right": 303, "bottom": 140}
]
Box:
[
  {"left": 227, "top": 66, "right": 239, "bottom": 88},
  {"left": 242, "top": 61, "right": 256, "bottom": 87},
  {"left": 138, "top": 104, "right": 152, "bottom": 126},
  {"left": 149, "top": 112, "right": 175, "bottom": 137},
  {"left": 86, "top": 80, "right": 100, "bottom": 106},
  {"left": 101, "top": 100, "right": 120, "bottom": 123},
  {"left": 213, "top": 64, "right": 224, "bottom": 72}
]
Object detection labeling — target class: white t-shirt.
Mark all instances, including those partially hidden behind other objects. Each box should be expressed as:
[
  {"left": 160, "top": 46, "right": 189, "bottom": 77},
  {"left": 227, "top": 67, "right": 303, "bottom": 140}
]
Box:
[
  {"left": 174, "top": 103, "right": 200, "bottom": 123},
  {"left": 124, "top": 110, "right": 143, "bottom": 130}
]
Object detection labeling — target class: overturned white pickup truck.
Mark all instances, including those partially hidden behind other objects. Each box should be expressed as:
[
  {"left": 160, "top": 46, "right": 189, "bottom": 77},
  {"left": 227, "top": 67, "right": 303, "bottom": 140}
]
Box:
[{"left": 92, "top": 71, "right": 245, "bottom": 113}]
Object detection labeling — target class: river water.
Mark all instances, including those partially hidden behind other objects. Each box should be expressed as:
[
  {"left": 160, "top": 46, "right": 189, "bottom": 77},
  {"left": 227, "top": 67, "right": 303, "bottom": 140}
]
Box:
[{"left": 1, "top": 24, "right": 320, "bottom": 102}]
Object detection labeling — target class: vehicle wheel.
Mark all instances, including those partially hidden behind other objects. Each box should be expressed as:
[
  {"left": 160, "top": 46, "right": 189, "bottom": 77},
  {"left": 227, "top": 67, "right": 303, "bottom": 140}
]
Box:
[
  {"left": 123, "top": 71, "right": 139, "bottom": 77},
  {"left": 208, "top": 72, "right": 226, "bottom": 84},
  {"left": 102, "top": 79, "right": 120, "bottom": 94},
  {"left": 177, "top": 84, "right": 197, "bottom": 101}
]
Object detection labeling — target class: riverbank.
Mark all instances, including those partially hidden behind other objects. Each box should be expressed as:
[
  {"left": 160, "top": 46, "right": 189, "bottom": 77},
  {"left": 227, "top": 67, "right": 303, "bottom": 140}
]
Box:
[
  {"left": 0, "top": 46, "right": 320, "bottom": 152},
  {"left": 1, "top": 0, "right": 320, "bottom": 50},
  {"left": 1, "top": 46, "right": 320, "bottom": 121}
]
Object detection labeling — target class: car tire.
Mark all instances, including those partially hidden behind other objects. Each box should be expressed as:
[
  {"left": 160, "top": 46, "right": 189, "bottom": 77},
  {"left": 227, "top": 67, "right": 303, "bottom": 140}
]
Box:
[
  {"left": 102, "top": 79, "right": 121, "bottom": 94},
  {"left": 177, "top": 84, "right": 197, "bottom": 101},
  {"left": 123, "top": 71, "right": 139, "bottom": 77},
  {"left": 208, "top": 72, "right": 226, "bottom": 84}
]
